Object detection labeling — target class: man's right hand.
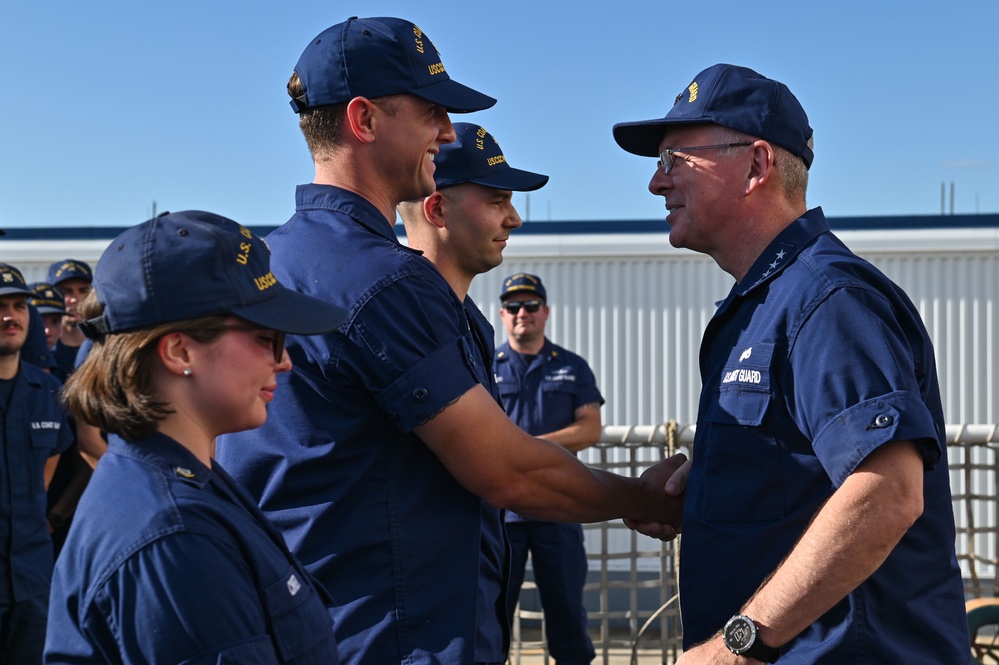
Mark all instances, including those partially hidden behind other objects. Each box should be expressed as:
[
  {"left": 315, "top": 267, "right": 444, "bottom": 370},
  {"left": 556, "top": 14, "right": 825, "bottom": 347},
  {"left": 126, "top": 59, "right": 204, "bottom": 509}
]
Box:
[{"left": 625, "top": 454, "right": 690, "bottom": 541}]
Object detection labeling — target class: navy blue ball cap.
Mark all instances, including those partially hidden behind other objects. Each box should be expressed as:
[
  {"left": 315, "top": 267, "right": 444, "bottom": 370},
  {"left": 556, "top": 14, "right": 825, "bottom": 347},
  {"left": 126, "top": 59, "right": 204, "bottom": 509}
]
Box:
[
  {"left": 434, "top": 123, "right": 549, "bottom": 192},
  {"left": 500, "top": 273, "right": 546, "bottom": 301},
  {"left": 47, "top": 258, "right": 93, "bottom": 287},
  {"left": 83, "top": 211, "right": 347, "bottom": 337},
  {"left": 613, "top": 63, "right": 814, "bottom": 169},
  {"left": 290, "top": 17, "right": 496, "bottom": 114},
  {"left": 0, "top": 263, "right": 32, "bottom": 297},
  {"left": 28, "top": 282, "right": 66, "bottom": 315}
]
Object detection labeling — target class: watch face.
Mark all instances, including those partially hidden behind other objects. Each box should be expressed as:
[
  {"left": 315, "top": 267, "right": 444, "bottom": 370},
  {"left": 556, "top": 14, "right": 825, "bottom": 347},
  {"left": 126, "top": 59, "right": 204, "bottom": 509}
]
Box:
[{"left": 724, "top": 615, "right": 755, "bottom": 652}]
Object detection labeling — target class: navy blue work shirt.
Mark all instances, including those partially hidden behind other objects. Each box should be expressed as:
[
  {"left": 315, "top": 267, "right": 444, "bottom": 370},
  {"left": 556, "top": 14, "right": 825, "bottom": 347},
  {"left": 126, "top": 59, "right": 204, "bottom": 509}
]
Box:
[
  {"left": 216, "top": 184, "right": 507, "bottom": 665},
  {"left": 494, "top": 339, "right": 604, "bottom": 523},
  {"left": 681, "top": 208, "right": 968, "bottom": 662},
  {"left": 45, "top": 433, "right": 338, "bottom": 664},
  {"left": 0, "top": 361, "right": 71, "bottom": 603},
  {"left": 464, "top": 296, "right": 511, "bottom": 662}
]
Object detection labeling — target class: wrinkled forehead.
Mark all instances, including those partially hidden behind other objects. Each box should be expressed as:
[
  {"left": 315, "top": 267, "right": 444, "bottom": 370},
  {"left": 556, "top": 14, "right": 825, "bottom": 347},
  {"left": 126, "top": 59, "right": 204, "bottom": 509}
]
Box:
[{"left": 659, "top": 122, "right": 730, "bottom": 150}]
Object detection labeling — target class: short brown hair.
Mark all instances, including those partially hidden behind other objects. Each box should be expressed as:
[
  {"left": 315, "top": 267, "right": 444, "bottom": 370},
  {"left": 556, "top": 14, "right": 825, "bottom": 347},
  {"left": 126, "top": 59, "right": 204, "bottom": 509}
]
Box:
[
  {"left": 288, "top": 71, "right": 347, "bottom": 158},
  {"left": 62, "top": 293, "right": 227, "bottom": 442}
]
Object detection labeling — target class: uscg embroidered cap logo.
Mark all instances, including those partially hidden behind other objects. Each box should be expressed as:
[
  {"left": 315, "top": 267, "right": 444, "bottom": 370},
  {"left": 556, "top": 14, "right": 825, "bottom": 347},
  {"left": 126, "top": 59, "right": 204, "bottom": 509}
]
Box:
[
  {"left": 289, "top": 17, "right": 496, "bottom": 114},
  {"left": 47, "top": 259, "right": 93, "bottom": 286},
  {"left": 83, "top": 211, "right": 347, "bottom": 337},
  {"left": 0, "top": 263, "right": 32, "bottom": 297},
  {"left": 433, "top": 123, "right": 549, "bottom": 191},
  {"left": 499, "top": 273, "right": 547, "bottom": 301},
  {"left": 28, "top": 282, "right": 66, "bottom": 315}
]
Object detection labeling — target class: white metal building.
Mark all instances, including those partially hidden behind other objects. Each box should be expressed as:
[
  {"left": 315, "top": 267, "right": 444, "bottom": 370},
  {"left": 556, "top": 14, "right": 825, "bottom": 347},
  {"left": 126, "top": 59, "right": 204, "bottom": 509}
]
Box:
[{"left": 4, "top": 213, "right": 998, "bottom": 425}]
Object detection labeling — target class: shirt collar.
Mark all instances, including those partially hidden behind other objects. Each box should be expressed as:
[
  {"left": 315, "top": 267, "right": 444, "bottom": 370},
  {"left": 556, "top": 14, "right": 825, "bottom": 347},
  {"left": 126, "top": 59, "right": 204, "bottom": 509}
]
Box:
[
  {"left": 107, "top": 432, "right": 212, "bottom": 488},
  {"left": 734, "top": 206, "right": 829, "bottom": 297},
  {"left": 295, "top": 183, "right": 402, "bottom": 245}
]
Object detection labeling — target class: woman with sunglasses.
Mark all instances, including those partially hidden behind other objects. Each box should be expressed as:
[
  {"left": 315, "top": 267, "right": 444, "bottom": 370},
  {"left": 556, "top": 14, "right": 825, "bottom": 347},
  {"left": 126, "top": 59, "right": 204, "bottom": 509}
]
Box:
[{"left": 45, "top": 211, "right": 346, "bottom": 664}]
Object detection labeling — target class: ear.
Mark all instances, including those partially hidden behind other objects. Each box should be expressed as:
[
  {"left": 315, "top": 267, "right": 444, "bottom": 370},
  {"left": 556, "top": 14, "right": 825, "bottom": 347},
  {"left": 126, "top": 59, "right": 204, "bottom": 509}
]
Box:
[
  {"left": 344, "top": 97, "right": 378, "bottom": 144},
  {"left": 746, "top": 140, "right": 777, "bottom": 195},
  {"left": 423, "top": 191, "right": 447, "bottom": 230},
  {"left": 156, "top": 332, "right": 194, "bottom": 378}
]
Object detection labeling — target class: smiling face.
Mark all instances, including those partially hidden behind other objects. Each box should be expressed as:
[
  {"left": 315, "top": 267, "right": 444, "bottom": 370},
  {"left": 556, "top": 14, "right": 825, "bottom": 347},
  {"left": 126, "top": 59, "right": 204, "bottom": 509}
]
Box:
[
  {"left": 185, "top": 318, "right": 292, "bottom": 437},
  {"left": 372, "top": 93, "right": 457, "bottom": 206},
  {"left": 648, "top": 124, "right": 749, "bottom": 258},
  {"left": 500, "top": 292, "right": 549, "bottom": 348},
  {"left": 439, "top": 183, "right": 523, "bottom": 280}
]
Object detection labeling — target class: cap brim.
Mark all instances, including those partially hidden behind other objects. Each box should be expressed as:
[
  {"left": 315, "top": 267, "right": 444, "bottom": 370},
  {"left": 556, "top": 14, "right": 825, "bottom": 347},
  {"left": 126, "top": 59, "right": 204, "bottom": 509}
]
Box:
[
  {"left": 500, "top": 287, "right": 544, "bottom": 300},
  {"left": 33, "top": 306, "right": 66, "bottom": 315},
  {"left": 445, "top": 167, "right": 549, "bottom": 193},
  {"left": 612, "top": 119, "right": 680, "bottom": 157},
  {"left": 411, "top": 79, "right": 496, "bottom": 114},
  {"left": 0, "top": 287, "right": 32, "bottom": 297},
  {"left": 233, "top": 287, "right": 348, "bottom": 335}
]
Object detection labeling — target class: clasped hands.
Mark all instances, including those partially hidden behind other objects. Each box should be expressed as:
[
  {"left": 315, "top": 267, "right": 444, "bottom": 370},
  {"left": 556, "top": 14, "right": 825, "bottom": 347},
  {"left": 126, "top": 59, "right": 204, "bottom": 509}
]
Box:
[{"left": 625, "top": 453, "right": 690, "bottom": 541}]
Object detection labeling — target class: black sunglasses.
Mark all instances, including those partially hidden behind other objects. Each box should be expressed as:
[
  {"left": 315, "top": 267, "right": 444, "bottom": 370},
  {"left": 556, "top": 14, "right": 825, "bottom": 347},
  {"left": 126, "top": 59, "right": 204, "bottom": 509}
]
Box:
[
  {"left": 503, "top": 300, "right": 543, "bottom": 315},
  {"left": 201, "top": 325, "right": 286, "bottom": 362}
]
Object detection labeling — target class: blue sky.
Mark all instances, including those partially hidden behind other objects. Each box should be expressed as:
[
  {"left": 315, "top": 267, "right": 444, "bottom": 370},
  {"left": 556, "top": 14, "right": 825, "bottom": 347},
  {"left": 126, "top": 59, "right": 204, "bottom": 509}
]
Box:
[{"left": 2, "top": 1, "right": 997, "bottom": 229}]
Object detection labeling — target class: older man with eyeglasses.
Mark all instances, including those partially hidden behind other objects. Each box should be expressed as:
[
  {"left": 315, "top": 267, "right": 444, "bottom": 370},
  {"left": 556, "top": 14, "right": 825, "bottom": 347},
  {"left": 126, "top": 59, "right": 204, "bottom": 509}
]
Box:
[{"left": 614, "top": 63, "right": 968, "bottom": 664}]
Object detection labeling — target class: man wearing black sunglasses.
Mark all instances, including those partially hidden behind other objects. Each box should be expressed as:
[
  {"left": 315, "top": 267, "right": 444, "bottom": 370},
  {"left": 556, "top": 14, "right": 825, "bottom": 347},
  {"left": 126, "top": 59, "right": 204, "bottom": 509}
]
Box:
[{"left": 496, "top": 272, "right": 603, "bottom": 665}]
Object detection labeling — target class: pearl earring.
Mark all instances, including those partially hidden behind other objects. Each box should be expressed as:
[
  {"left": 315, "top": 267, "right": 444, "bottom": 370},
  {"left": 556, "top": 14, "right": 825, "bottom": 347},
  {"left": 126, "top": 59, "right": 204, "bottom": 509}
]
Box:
[{"left": 183, "top": 368, "right": 192, "bottom": 377}]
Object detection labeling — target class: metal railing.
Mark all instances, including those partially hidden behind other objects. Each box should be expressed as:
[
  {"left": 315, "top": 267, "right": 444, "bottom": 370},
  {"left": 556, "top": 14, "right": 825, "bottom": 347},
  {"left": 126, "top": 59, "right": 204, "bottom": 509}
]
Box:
[{"left": 509, "top": 423, "right": 999, "bottom": 665}]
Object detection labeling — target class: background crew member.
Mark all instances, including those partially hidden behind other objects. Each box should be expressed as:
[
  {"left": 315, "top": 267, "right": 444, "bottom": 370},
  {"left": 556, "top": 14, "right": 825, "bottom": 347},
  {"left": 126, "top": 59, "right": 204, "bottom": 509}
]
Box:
[
  {"left": 496, "top": 273, "right": 601, "bottom": 665},
  {"left": 27, "top": 284, "right": 65, "bottom": 354},
  {"left": 45, "top": 259, "right": 92, "bottom": 382},
  {"left": 0, "top": 263, "right": 71, "bottom": 665},
  {"left": 399, "top": 121, "right": 549, "bottom": 664},
  {"left": 614, "top": 63, "right": 968, "bottom": 663},
  {"left": 217, "top": 17, "right": 685, "bottom": 665},
  {"left": 45, "top": 211, "right": 345, "bottom": 664}
]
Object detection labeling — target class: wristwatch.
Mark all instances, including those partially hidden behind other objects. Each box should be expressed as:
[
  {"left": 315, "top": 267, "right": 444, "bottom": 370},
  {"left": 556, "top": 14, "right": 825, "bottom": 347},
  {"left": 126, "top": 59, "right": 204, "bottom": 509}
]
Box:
[{"left": 722, "top": 614, "right": 780, "bottom": 662}]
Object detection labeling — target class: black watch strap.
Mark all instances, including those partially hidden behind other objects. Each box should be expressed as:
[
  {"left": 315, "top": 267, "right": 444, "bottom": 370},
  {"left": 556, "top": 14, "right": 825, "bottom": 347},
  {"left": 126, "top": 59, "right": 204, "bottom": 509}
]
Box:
[
  {"left": 723, "top": 614, "right": 780, "bottom": 663},
  {"left": 744, "top": 635, "right": 780, "bottom": 663}
]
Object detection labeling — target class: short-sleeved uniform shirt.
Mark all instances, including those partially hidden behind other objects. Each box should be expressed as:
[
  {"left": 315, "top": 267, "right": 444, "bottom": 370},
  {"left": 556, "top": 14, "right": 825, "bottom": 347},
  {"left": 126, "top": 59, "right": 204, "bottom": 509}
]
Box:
[
  {"left": 215, "top": 184, "right": 506, "bottom": 665},
  {"left": 45, "top": 433, "right": 338, "bottom": 664},
  {"left": 681, "top": 208, "right": 968, "bottom": 662},
  {"left": 0, "top": 361, "right": 72, "bottom": 603},
  {"left": 464, "top": 296, "right": 510, "bottom": 662},
  {"left": 494, "top": 339, "right": 604, "bottom": 523}
]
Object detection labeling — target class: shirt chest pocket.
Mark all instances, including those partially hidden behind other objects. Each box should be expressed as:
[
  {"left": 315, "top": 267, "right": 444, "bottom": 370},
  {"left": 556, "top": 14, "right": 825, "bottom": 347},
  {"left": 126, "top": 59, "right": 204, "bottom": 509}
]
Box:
[
  {"left": 497, "top": 382, "right": 521, "bottom": 398},
  {"left": 708, "top": 343, "right": 774, "bottom": 426},
  {"left": 263, "top": 567, "right": 338, "bottom": 663},
  {"left": 24, "top": 428, "right": 60, "bottom": 495},
  {"left": 541, "top": 378, "right": 579, "bottom": 396},
  {"left": 702, "top": 343, "right": 783, "bottom": 522}
]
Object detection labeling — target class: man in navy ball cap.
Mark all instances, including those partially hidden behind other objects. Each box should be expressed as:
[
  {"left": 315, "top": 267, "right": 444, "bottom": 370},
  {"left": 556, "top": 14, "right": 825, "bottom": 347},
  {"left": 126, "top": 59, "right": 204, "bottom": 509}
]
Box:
[
  {"left": 0, "top": 263, "right": 72, "bottom": 665},
  {"left": 45, "top": 258, "right": 93, "bottom": 381},
  {"left": 614, "top": 64, "right": 968, "bottom": 663},
  {"left": 397, "top": 122, "right": 548, "bottom": 664},
  {"left": 217, "top": 19, "right": 686, "bottom": 665},
  {"left": 399, "top": 122, "right": 547, "bottom": 296}
]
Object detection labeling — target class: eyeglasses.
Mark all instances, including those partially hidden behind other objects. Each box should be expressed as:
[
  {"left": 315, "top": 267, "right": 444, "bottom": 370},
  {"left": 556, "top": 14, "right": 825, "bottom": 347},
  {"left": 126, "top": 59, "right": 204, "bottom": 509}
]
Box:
[
  {"left": 201, "top": 325, "right": 286, "bottom": 362},
  {"left": 503, "top": 300, "right": 543, "bottom": 315},
  {"left": 657, "top": 142, "right": 753, "bottom": 174}
]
